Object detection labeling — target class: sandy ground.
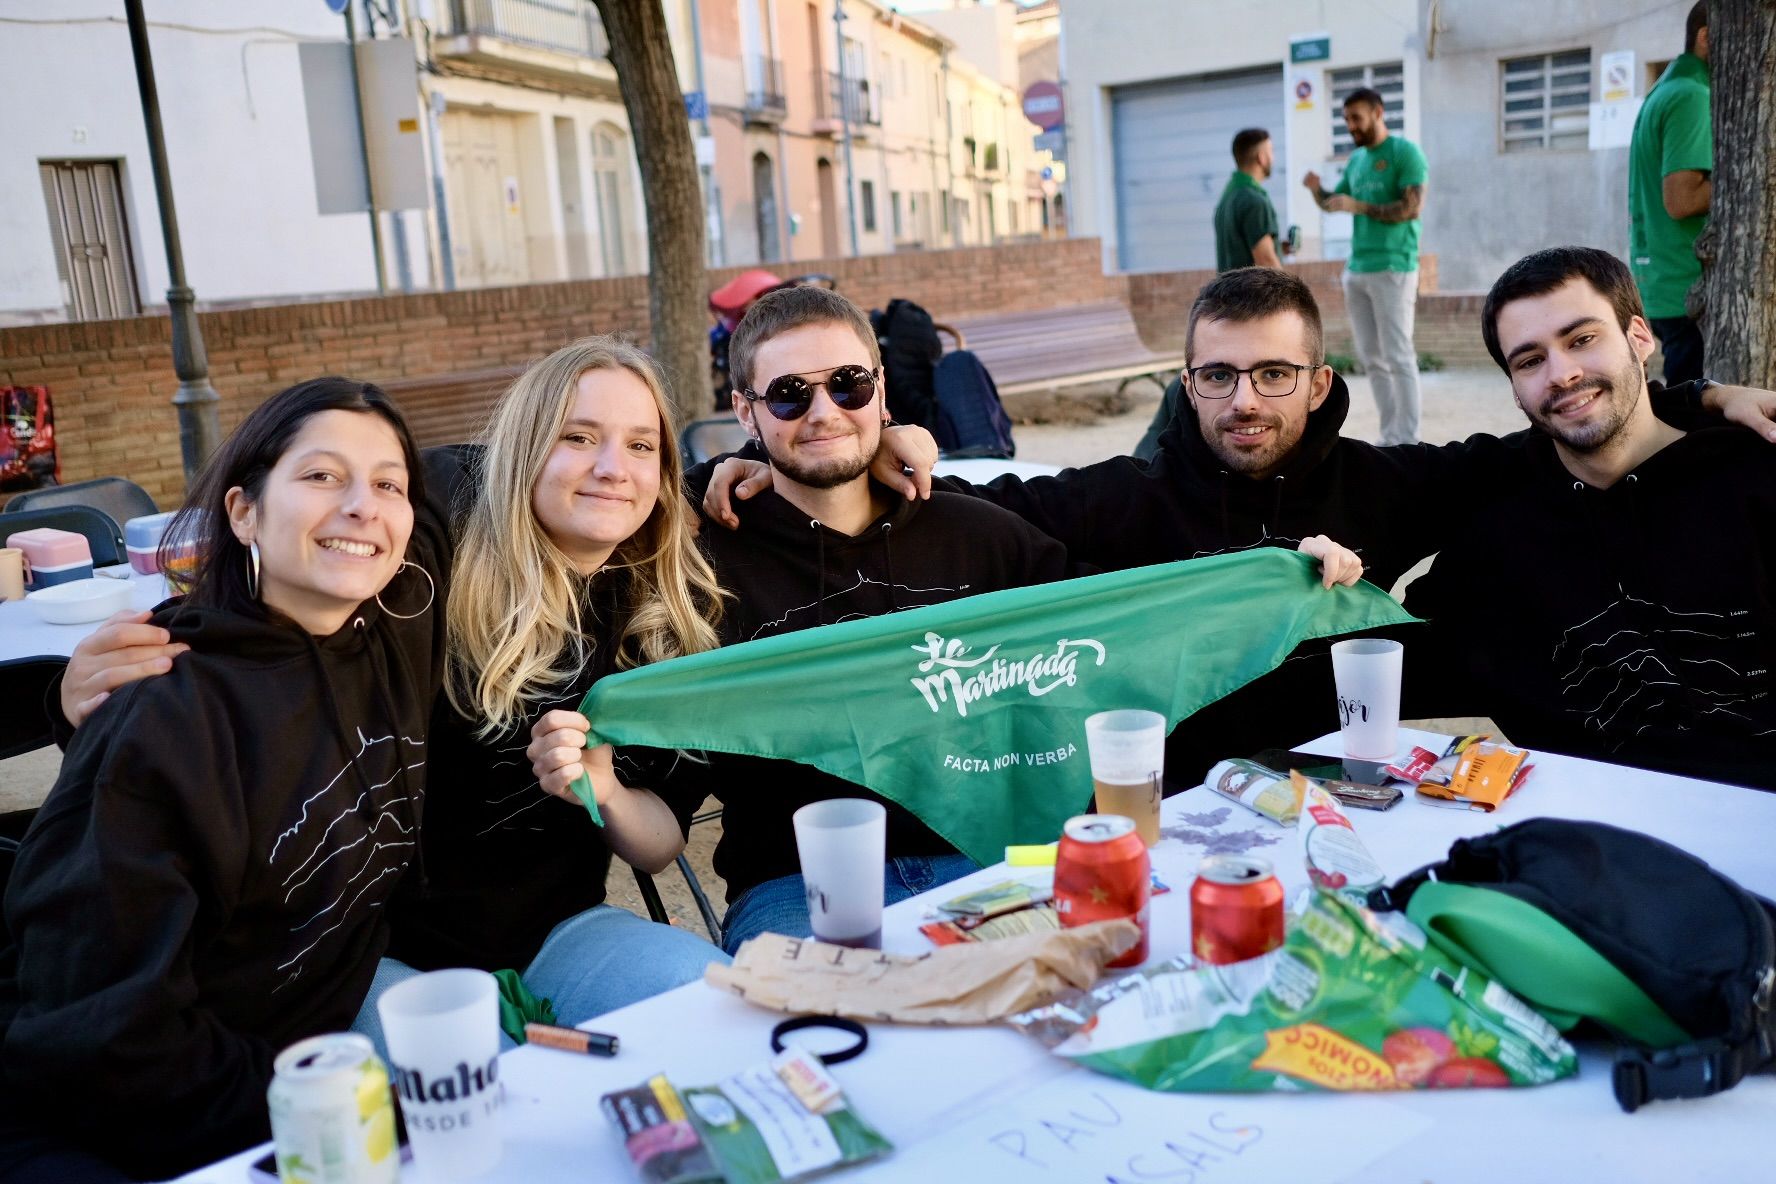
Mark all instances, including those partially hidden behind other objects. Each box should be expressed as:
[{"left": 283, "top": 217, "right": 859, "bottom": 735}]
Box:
[{"left": 4, "top": 369, "right": 1513, "bottom": 934}]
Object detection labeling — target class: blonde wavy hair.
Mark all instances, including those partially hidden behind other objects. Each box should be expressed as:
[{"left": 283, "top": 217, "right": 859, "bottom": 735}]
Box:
[{"left": 446, "top": 337, "right": 724, "bottom": 736}]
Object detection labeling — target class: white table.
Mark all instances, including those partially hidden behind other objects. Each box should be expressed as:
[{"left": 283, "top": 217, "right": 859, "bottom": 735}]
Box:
[
  {"left": 932, "top": 457, "right": 1063, "bottom": 482},
  {"left": 179, "top": 730, "right": 1769, "bottom": 1182},
  {"left": 0, "top": 573, "right": 167, "bottom": 661}
]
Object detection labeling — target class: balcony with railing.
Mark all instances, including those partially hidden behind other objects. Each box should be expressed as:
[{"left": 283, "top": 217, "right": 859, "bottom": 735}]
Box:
[
  {"left": 744, "top": 56, "right": 787, "bottom": 123},
  {"left": 814, "top": 70, "right": 881, "bottom": 130},
  {"left": 434, "top": 0, "right": 613, "bottom": 85}
]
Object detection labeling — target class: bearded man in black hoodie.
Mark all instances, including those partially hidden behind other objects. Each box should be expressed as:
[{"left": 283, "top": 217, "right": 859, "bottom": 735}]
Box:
[
  {"left": 705, "top": 269, "right": 1774, "bottom": 788},
  {"left": 1402, "top": 247, "right": 1776, "bottom": 789}
]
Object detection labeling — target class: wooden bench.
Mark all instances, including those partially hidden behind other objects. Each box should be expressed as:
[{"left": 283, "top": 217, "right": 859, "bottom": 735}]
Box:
[
  {"left": 378, "top": 366, "right": 525, "bottom": 450},
  {"left": 943, "top": 301, "right": 1183, "bottom": 398}
]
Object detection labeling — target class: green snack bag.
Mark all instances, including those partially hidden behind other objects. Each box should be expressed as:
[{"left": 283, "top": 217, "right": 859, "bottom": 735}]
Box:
[
  {"left": 1010, "top": 890, "right": 1577, "bottom": 1093},
  {"left": 679, "top": 1051, "right": 893, "bottom": 1183}
]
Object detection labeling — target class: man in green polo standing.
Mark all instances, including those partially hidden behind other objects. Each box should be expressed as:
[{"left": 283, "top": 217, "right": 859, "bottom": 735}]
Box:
[
  {"left": 1214, "top": 128, "right": 1286, "bottom": 271},
  {"left": 1304, "top": 87, "right": 1428, "bottom": 445},
  {"left": 1628, "top": 1, "right": 1711, "bottom": 385}
]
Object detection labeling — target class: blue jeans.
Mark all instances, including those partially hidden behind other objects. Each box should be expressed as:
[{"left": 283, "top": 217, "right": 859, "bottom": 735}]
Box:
[
  {"left": 352, "top": 905, "right": 728, "bottom": 1059},
  {"left": 720, "top": 853, "right": 979, "bottom": 955}
]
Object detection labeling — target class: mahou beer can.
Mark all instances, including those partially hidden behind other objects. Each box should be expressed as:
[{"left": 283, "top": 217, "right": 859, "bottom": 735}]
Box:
[
  {"left": 1190, "top": 854, "right": 1286, "bottom": 965},
  {"left": 1054, "top": 813, "right": 1150, "bottom": 968},
  {"left": 268, "top": 1033, "right": 401, "bottom": 1184}
]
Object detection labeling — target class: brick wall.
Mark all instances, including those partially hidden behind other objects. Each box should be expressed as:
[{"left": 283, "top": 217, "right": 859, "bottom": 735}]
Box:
[
  {"left": 0, "top": 238, "right": 1121, "bottom": 508},
  {"left": 2, "top": 237, "right": 1504, "bottom": 510}
]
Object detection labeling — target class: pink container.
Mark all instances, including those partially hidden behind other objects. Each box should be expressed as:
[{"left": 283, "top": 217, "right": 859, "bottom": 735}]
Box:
[{"left": 5, "top": 527, "right": 94, "bottom": 590}]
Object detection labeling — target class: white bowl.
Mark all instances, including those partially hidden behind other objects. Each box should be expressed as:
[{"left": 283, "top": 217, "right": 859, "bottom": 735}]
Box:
[{"left": 27, "top": 577, "right": 134, "bottom": 625}]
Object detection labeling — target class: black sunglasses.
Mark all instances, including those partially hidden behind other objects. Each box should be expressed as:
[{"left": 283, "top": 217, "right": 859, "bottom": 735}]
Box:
[{"left": 741, "top": 365, "right": 880, "bottom": 421}]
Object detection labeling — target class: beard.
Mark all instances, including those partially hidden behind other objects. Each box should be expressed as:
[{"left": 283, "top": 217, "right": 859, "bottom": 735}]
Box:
[
  {"left": 1203, "top": 408, "right": 1295, "bottom": 477},
  {"left": 761, "top": 427, "right": 877, "bottom": 490},
  {"left": 1519, "top": 356, "right": 1643, "bottom": 453}
]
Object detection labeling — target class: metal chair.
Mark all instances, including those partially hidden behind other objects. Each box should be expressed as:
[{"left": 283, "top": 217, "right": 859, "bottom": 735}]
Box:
[
  {"left": 630, "top": 805, "right": 725, "bottom": 943},
  {"left": 5, "top": 476, "right": 158, "bottom": 528},
  {"left": 1, "top": 504, "right": 127, "bottom": 567},
  {"left": 679, "top": 417, "right": 752, "bottom": 467}
]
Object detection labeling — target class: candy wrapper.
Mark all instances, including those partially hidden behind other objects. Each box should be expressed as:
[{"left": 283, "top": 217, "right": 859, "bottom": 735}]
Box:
[
  {"left": 1389, "top": 734, "right": 1534, "bottom": 811},
  {"left": 1006, "top": 889, "right": 1576, "bottom": 1093}
]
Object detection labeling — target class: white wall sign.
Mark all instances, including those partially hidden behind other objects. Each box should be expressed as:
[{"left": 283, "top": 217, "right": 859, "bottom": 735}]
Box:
[
  {"left": 1589, "top": 97, "right": 1643, "bottom": 151},
  {"left": 1600, "top": 50, "right": 1636, "bottom": 103}
]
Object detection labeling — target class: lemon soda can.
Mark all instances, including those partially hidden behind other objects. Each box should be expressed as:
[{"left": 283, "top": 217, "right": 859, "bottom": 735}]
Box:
[{"left": 268, "top": 1033, "right": 401, "bottom": 1184}]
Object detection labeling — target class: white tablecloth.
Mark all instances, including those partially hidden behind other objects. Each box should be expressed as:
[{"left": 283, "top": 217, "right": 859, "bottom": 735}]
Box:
[
  {"left": 176, "top": 730, "right": 1771, "bottom": 1182},
  {"left": 0, "top": 573, "right": 168, "bottom": 661}
]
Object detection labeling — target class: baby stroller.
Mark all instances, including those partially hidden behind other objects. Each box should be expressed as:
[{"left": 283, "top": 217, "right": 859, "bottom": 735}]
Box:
[{"left": 708, "top": 270, "right": 836, "bottom": 411}]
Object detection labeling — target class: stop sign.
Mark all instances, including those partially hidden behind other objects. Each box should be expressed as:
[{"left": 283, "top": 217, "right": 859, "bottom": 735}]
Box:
[{"left": 1022, "top": 81, "right": 1065, "bottom": 131}]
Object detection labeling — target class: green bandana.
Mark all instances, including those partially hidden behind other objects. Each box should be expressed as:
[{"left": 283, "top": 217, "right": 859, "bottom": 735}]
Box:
[{"left": 574, "top": 550, "right": 1416, "bottom": 864}]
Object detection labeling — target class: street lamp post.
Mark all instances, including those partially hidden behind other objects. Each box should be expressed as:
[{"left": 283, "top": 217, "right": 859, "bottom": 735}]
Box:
[{"left": 124, "top": 0, "right": 222, "bottom": 486}]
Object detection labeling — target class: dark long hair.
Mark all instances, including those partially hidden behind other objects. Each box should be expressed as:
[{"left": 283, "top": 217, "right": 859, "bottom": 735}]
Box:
[{"left": 162, "top": 377, "right": 424, "bottom": 614}]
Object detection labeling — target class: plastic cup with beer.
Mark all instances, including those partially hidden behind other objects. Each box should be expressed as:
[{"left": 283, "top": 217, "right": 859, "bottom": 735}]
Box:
[
  {"left": 1331, "top": 637, "right": 1404, "bottom": 778},
  {"left": 793, "top": 798, "right": 887, "bottom": 949},
  {"left": 376, "top": 968, "right": 503, "bottom": 1179},
  {"left": 1084, "top": 709, "right": 1166, "bottom": 846}
]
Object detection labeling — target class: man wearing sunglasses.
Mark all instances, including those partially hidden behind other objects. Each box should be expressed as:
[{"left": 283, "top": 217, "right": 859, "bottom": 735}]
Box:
[
  {"left": 704, "top": 268, "right": 1776, "bottom": 789},
  {"left": 668, "top": 284, "right": 1077, "bottom": 953}
]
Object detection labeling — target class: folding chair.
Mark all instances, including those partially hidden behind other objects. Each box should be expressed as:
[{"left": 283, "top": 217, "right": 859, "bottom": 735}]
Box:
[
  {"left": 4, "top": 476, "right": 158, "bottom": 528},
  {"left": 630, "top": 805, "right": 725, "bottom": 943},
  {"left": 1, "top": 504, "right": 127, "bottom": 567}
]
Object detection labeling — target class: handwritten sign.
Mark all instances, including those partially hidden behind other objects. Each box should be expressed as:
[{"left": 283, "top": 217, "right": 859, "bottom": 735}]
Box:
[{"left": 888, "top": 1072, "right": 1430, "bottom": 1183}]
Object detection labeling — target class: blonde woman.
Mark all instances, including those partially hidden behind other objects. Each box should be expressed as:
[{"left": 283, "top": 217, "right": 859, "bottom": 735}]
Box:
[{"left": 361, "top": 337, "right": 728, "bottom": 1037}]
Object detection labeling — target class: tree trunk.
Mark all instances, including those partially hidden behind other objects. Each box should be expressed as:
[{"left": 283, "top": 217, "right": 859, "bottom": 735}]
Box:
[
  {"left": 1700, "top": 1, "right": 1776, "bottom": 388},
  {"left": 595, "top": 0, "right": 707, "bottom": 426}
]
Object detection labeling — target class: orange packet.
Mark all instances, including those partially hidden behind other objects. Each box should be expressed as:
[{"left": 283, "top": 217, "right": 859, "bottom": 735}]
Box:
[{"left": 1415, "top": 742, "right": 1531, "bottom": 811}]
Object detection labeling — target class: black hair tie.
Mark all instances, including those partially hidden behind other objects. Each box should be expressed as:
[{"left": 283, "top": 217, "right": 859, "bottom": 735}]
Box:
[{"left": 770, "top": 1015, "right": 868, "bottom": 1065}]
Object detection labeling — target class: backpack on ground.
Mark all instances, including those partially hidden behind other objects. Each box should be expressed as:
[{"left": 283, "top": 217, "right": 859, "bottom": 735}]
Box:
[
  {"left": 933, "top": 350, "right": 1016, "bottom": 459},
  {"left": 871, "top": 298, "right": 942, "bottom": 430},
  {"left": 1368, "top": 818, "right": 1775, "bottom": 1112}
]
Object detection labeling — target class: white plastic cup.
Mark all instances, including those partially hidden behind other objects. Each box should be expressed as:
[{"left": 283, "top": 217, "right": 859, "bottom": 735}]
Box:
[
  {"left": 1084, "top": 709, "right": 1166, "bottom": 846},
  {"left": 793, "top": 798, "right": 887, "bottom": 948},
  {"left": 1331, "top": 638, "right": 1404, "bottom": 762},
  {"left": 376, "top": 969, "right": 503, "bottom": 1179}
]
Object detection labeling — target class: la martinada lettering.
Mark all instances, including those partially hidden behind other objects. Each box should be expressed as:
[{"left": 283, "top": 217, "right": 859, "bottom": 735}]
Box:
[{"left": 909, "top": 631, "right": 1106, "bottom": 717}]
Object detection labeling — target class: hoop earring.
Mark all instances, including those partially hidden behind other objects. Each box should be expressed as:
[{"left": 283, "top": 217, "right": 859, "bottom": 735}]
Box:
[
  {"left": 375, "top": 560, "right": 436, "bottom": 620},
  {"left": 246, "top": 541, "right": 261, "bottom": 600}
]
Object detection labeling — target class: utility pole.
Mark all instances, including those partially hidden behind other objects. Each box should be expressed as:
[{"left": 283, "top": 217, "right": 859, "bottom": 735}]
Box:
[
  {"left": 123, "top": 0, "right": 221, "bottom": 485},
  {"left": 687, "top": 0, "right": 723, "bottom": 266},
  {"left": 343, "top": 0, "right": 389, "bottom": 292},
  {"left": 833, "top": 0, "right": 860, "bottom": 256}
]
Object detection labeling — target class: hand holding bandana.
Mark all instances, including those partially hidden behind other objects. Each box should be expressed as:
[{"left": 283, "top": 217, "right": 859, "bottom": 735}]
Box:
[{"left": 575, "top": 549, "right": 1416, "bottom": 863}]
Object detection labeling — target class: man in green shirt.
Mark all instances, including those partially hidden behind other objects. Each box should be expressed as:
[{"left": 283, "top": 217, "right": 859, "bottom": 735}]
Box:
[
  {"left": 1303, "top": 87, "right": 1429, "bottom": 446},
  {"left": 1213, "top": 128, "right": 1285, "bottom": 272},
  {"left": 1628, "top": 2, "right": 1711, "bottom": 385}
]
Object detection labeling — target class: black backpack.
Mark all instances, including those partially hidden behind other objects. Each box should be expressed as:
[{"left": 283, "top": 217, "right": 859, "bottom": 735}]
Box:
[
  {"left": 1370, "top": 819, "right": 1775, "bottom": 1111},
  {"left": 933, "top": 350, "right": 1016, "bottom": 459},
  {"left": 871, "top": 299, "right": 943, "bottom": 430}
]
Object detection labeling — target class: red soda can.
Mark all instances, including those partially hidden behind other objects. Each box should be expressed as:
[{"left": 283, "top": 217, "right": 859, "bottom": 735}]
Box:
[
  {"left": 1054, "top": 814, "right": 1150, "bottom": 968},
  {"left": 1190, "top": 854, "right": 1285, "bottom": 965}
]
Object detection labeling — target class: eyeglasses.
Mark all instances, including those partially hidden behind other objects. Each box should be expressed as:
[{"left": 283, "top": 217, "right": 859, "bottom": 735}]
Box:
[
  {"left": 1186, "top": 363, "right": 1316, "bottom": 400},
  {"left": 740, "top": 364, "right": 881, "bottom": 421}
]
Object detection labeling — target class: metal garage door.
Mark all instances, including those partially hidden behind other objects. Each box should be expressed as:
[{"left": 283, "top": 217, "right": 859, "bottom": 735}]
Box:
[{"left": 1112, "top": 67, "right": 1287, "bottom": 272}]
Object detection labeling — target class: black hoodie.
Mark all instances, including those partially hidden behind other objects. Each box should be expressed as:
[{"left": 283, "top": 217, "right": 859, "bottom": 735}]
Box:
[
  {"left": 1404, "top": 427, "right": 1776, "bottom": 789},
  {"left": 0, "top": 521, "right": 448, "bottom": 1178},
  {"left": 937, "top": 376, "right": 1474, "bottom": 783},
  {"left": 676, "top": 482, "right": 1070, "bottom": 901}
]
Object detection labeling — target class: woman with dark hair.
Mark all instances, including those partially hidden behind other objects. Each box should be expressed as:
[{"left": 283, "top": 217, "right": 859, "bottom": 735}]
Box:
[{"left": 0, "top": 378, "right": 448, "bottom": 1181}]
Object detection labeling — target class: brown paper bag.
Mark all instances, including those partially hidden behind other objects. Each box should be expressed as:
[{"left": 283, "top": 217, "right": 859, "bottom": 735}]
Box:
[{"left": 704, "top": 919, "right": 1140, "bottom": 1024}]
